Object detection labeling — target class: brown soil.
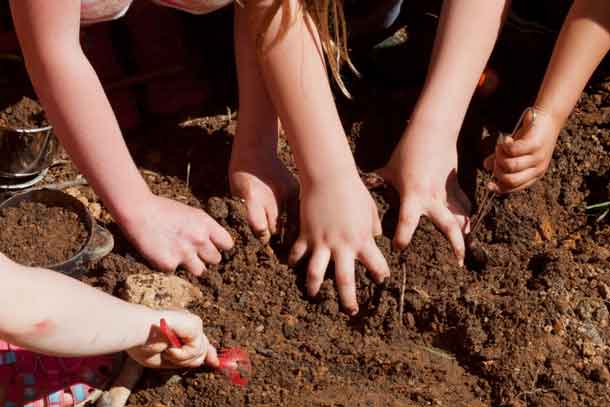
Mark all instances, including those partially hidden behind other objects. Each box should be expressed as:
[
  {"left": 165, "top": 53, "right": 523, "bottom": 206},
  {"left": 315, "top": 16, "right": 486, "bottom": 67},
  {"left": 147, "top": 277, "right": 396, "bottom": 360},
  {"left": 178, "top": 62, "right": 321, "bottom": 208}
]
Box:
[
  {"left": 7, "top": 10, "right": 610, "bottom": 407},
  {"left": 0, "top": 96, "right": 49, "bottom": 129},
  {"left": 0, "top": 201, "right": 87, "bottom": 266}
]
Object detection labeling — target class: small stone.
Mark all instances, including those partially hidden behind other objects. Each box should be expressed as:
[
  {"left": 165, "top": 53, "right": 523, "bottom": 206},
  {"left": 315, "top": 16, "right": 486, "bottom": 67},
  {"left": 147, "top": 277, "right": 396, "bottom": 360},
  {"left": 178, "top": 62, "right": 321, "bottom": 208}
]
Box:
[
  {"left": 583, "top": 341, "right": 596, "bottom": 357},
  {"left": 121, "top": 273, "right": 203, "bottom": 309},
  {"left": 539, "top": 217, "right": 554, "bottom": 241},
  {"left": 599, "top": 283, "right": 610, "bottom": 300},
  {"left": 88, "top": 202, "right": 102, "bottom": 219},
  {"left": 282, "top": 315, "right": 298, "bottom": 339},
  {"left": 65, "top": 187, "right": 82, "bottom": 198},
  {"left": 166, "top": 375, "right": 182, "bottom": 385},
  {"left": 576, "top": 298, "right": 604, "bottom": 321},
  {"left": 406, "top": 312, "right": 416, "bottom": 328},
  {"left": 590, "top": 365, "right": 610, "bottom": 384},
  {"left": 255, "top": 324, "right": 265, "bottom": 333},
  {"left": 552, "top": 320, "right": 565, "bottom": 336}
]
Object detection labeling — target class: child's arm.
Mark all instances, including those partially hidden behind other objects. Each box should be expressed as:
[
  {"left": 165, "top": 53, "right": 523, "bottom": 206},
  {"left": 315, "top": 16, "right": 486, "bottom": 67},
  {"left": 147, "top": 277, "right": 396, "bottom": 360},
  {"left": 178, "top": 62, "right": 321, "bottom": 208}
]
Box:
[
  {"left": 10, "top": 0, "right": 233, "bottom": 275},
  {"left": 241, "top": 1, "right": 390, "bottom": 315},
  {"left": 0, "top": 255, "right": 218, "bottom": 368},
  {"left": 230, "top": 4, "right": 298, "bottom": 244},
  {"left": 379, "top": 0, "right": 510, "bottom": 263},
  {"left": 488, "top": 0, "right": 610, "bottom": 192}
]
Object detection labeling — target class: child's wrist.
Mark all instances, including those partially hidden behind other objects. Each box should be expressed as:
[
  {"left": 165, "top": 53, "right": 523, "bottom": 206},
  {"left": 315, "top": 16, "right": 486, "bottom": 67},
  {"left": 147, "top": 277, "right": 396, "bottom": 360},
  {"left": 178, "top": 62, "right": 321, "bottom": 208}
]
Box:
[
  {"left": 127, "top": 305, "right": 163, "bottom": 347},
  {"left": 531, "top": 101, "right": 570, "bottom": 127},
  {"left": 111, "top": 189, "right": 155, "bottom": 228},
  {"left": 299, "top": 160, "right": 359, "bottom": 189},
  {"left": 406, "top": 112, "right": 462, "bottom": 142}
]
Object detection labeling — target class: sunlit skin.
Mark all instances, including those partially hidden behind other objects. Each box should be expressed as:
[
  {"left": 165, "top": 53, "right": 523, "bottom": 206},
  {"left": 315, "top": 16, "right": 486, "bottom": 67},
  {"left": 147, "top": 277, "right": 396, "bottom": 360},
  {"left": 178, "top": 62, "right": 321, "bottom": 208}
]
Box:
[
  {"left": 486, "top": 0, "right": 610, "bottom": 193},
  {"left": 240, "top": 0, "right": 390, "bottom": 316},
  {"left": 10, "top": 0, "right": 234, "bottom": 277},
  {"left": 0, "top": 253, "right": 218, "bottom": 369},
  {"left": 378, "top": 0, "right": 511, "bottom": 266}
]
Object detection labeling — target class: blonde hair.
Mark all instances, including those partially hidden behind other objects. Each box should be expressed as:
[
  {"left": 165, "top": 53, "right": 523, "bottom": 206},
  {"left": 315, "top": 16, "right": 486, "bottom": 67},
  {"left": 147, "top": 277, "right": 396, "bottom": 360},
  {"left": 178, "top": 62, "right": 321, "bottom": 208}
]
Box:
[{"left": 256, "top": 0, "right": 357, "bottom": 97}]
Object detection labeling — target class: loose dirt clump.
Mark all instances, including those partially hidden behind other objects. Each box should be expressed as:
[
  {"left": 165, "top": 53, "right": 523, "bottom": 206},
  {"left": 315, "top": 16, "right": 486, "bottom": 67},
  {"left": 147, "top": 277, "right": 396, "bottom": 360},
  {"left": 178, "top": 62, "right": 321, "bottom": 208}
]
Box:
[
  {"left": 122, "top": 273, "right": 203, "bottom": 309},
  {"left": 0, "top": 97, "right": 49, "bottom": 129},
  {"left": 0, "top": 201, "right": 87, "bottom": 266}
]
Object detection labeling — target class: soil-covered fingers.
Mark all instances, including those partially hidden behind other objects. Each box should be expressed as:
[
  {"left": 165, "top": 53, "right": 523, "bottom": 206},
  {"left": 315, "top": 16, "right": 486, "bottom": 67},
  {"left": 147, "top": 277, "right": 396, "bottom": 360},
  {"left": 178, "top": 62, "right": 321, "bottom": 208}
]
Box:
[
  {"left": 357, "top": 241, "right": 390, "bottom": 284},
  {"left": 448, "top": 184, "right": 472, "bottom": 233},
  {"left": 196, "top": 240, "right": 222, "bottom": 265},
  {"left": 393, "top": 199, "right": 421, "bottom": 250},
  {"left": 490, "top": 167, "right": 543, "bottom": 193},
  {"left": 427, "top": 204, "right": 466, "bottom": 266},
  {"left": 208, "top": 219, "right": 234, "bottom": 251},
  {"left": 288, "top": 238, "right": 308, "bottom": 266},
  {"left": 245, "top": 198, "right": 272, "bottom": 243},
  {"left": 334, "top": 250, "right": 358, "bottom": 316},
  {"left": 495, "top": 153, "right": 539, "bottom": 174},
  {"left": 164, "top": 336, "right": 217, "bottom": 368},
  {"left": 306, "top": 247, "right": 331, "bottom": 297},
  {"left": 181, "top": 252, "right": 207, "bottom": 276},
  {"left": 265, "top": 199, "right": 280, "bottom": 235}
]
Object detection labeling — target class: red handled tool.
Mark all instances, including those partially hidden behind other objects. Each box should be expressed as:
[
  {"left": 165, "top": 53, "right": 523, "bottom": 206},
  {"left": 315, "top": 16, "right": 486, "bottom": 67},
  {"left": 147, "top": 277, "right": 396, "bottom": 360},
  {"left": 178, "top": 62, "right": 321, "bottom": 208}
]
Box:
[{"left": 159, "top": 319, "right": 252, "bottom": 387}]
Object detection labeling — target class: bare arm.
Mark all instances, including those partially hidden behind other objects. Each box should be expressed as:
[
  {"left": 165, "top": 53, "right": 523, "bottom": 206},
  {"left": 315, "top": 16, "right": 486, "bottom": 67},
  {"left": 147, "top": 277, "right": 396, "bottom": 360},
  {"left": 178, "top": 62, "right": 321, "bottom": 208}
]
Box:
[
  {"left": 489, "top": 0, "right": 610, "bottom": 193},
  {"left": 535, "top": 0, "right": 610, "bottom": 121},
  {"left": 240, "top": 1, "right": 389, "bottom": 315},
  {"left": 10, "top": 0, "right": 150, "bottom": 220},
  {"left": 413, "top": 0, "right": 510, "bottom": 137},
  {"left": 380, "top": 0, "right": 510, "bottom": 262},
  {"left": 0, "top": 255, "right": 159, "bottom": 357},
  {"left": 10, "top": 0, "right": 234, "bottom": 275}
]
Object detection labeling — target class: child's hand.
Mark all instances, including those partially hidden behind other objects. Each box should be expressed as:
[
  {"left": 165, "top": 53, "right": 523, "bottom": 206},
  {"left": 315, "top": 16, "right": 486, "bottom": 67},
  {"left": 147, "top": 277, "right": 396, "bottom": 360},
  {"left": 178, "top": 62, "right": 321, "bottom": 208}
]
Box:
[
  {"left": 120, "top": 194, "right": 234, "bottom": 276},
  {"left": 128, "top": 310, "right": 219, "bottom": 369},
  {"left": 484, "top": 109, "right": 561, "bottom": 193},
  {"left": 378, "top": 124, "right": 471, "bottom": 265},
  {"left": 289, "top": 175, "right": 390, "bottom": 316},
  {"left": 230, "top": 141, "right": 298, "bottom": 244}
]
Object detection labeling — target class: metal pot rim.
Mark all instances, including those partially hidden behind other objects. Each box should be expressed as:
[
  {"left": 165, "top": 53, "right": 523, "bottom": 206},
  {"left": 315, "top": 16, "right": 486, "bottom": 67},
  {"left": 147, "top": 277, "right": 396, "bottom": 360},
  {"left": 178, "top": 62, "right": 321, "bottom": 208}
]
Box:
[{"left": 0, "top": 124, "right": 53, "bottom": 133}]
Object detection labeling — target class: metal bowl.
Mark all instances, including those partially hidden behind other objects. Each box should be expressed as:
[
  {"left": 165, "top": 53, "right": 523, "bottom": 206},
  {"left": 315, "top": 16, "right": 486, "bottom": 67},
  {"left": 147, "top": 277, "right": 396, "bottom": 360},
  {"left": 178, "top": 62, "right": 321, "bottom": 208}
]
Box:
[
  {"left": 0, "top": 124, "right": 58, "bottom": 178},
  {"left": 0, "top": 188, "right": 114, "bottom": 277}
]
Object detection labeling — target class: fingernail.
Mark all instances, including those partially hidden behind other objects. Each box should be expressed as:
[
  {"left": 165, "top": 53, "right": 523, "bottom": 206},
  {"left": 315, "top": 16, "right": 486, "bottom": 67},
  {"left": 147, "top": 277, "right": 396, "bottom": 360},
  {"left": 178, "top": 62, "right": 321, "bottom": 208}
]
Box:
[
  {"left": 349, "top": 308, "right": 359, "bottom": 317},
  {"left": 487, "top": 182, "right": 498, "bottom": 193}
]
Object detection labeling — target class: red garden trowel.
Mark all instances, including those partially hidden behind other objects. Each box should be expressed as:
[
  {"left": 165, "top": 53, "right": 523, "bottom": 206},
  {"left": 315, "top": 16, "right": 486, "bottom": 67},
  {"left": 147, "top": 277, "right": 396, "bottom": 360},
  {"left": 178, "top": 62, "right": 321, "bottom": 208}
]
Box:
[{"left": 159, "top": 319, "right": 252, "bottom": 387}]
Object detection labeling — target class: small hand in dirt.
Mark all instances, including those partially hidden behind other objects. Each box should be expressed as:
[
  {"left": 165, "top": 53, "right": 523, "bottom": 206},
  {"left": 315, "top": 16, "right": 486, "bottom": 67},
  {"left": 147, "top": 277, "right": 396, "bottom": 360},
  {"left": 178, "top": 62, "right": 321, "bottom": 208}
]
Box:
[
  {"left": 128, "top": 310, "right": 219, "bottom": 369},
  {"left": 120, "top": 195, "right": 233, "bottom": 275},
  {"left": 229, "top": 141, "right": 298, "bottom": 243},
  {"left": 289, "top": 175, "right": 390, "bottom": 316},
  {"left": 484, "top": 108, "right": 561, "bottom": 193},
  {"left": 377, "top": 124, "right": 471, "bottom": 265}
]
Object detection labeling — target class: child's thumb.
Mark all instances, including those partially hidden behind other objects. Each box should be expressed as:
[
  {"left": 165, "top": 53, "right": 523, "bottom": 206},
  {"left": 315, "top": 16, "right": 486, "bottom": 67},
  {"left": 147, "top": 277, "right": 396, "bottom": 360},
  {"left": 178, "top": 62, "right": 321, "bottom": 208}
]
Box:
[{"left": 206, "top": 344, "right": 219, "bottom": 368}]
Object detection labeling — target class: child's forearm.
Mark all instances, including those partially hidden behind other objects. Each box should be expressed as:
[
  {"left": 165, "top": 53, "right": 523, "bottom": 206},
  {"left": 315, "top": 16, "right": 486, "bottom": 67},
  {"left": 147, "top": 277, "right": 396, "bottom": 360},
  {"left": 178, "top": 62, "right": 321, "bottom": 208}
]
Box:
[
  {"left": 234, "top": 5, "right": 278, "bottom": 152},
  {"left": 243, "top": 1, "right": 359, "bottom": 186},
  {"left": 10, "top": 1, "right": 151, "bottom": 224},
  {"left": 411, "top": 0, "right": 510, "bottom": 136},
  {"left": 534, "top": 0, "right": 610, "bottom": 123},
  {"left": 0, "top": 255, "right": 159, "bottom": 356}
]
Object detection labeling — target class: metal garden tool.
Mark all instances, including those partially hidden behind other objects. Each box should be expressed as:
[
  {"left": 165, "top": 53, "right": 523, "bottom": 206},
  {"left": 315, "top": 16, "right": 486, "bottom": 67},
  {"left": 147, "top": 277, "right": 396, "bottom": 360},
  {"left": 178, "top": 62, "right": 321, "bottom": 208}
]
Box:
[{"left": 469, "top": 107, "right": 537, "bottom": 236}]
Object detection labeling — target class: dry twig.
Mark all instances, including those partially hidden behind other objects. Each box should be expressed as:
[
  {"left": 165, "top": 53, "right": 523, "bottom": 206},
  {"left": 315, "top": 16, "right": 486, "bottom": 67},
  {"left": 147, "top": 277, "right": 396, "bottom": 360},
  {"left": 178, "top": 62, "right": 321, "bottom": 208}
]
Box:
[{"left": 399, "top": 263, "right": 407, "bottom": 328}]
